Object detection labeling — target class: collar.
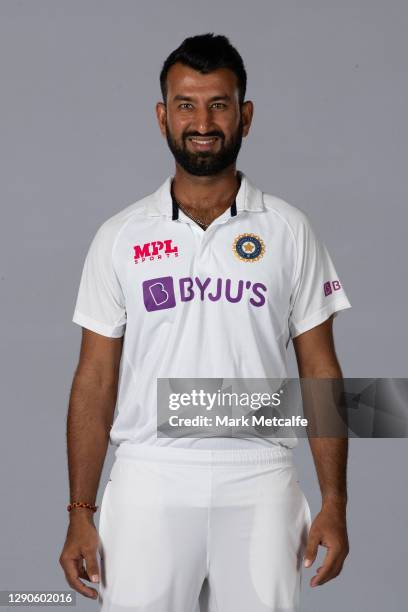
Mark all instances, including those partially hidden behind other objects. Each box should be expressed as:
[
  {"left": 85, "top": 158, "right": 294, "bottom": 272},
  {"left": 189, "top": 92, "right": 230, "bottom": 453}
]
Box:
[{"left": 146, "top": 170, "right": 265, "bottom": 218}]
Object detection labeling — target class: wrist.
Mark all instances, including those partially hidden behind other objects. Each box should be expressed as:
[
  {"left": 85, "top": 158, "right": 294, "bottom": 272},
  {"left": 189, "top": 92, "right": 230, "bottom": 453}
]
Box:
[
  {"left": 68, "top": 507, "right": 96, "bottom": 523},
  {"left": 321, "top": 492, "right": 348, "bottom": 508}
]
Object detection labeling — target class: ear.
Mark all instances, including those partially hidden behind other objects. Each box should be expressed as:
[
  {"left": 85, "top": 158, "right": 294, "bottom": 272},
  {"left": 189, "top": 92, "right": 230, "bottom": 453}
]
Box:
[
  {"left": 241, "top": 100, "right": 254, "bottom": 137},
  {"left": 156, "top": 101, "right": 167, "bottom": 137}
]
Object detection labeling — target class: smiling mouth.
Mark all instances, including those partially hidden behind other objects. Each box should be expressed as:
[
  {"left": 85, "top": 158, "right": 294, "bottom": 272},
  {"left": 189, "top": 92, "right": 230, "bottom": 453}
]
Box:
[
  {"left": 187, "top": 137, "right": 220, "bottom": 152},
  {"left": 188, "top": 136, "right": 218, "bottom": 144}
]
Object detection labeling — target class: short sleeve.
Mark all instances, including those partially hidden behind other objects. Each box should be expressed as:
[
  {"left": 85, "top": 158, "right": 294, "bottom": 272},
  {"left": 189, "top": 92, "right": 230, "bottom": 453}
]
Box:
[
  {"left": 288, "top": 213, "right": 351, "bottom": 338},
  {"left": 72, "top": 222, "right": 127, "bottom": 338}
]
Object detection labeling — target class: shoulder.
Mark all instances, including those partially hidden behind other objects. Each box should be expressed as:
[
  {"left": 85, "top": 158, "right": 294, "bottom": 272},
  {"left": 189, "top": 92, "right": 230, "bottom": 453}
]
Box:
[
  {"left": 91, "top": 189, "right": 155, "bottom": 249},
  {"left": 262, "top": 191, "right": 315, "bottom": 237}
]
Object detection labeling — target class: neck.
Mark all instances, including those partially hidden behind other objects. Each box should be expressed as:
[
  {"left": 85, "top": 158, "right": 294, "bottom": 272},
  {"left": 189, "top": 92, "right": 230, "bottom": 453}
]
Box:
[{"left": 171, "top": 163, "right": 240, "bottom": 211}]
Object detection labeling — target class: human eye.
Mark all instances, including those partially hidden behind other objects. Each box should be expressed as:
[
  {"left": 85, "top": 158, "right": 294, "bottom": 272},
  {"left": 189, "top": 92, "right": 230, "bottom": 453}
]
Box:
[
  {"left": 211, "top": 102, "right": 227, "bottom": 109},
  {"left": 179, "top": 102, "right": 193, "bottom": 109}
]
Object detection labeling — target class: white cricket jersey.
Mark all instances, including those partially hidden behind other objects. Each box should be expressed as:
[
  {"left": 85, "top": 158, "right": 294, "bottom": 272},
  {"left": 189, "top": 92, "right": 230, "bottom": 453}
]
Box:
[{"left": 72, "top": 171, "right": 352, "bottom": 451}]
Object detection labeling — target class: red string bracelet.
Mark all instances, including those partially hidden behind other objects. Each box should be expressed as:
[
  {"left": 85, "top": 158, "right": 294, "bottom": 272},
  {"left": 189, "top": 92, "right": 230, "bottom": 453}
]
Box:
[{"left": 67, "top": 502, "right": 98, "bottom": 513}]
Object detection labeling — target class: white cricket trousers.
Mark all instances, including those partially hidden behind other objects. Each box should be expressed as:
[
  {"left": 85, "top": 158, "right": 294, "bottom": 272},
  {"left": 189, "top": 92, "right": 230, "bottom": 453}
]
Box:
[{"left": 97, "top": 444, "right": 312, "bottom": 612}]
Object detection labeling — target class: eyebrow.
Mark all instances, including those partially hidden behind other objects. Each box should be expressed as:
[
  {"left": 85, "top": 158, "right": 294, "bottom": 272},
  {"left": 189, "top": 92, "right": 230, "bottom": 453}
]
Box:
[{"left": 172, "top": 94, "right": 232, "bottom": 102}]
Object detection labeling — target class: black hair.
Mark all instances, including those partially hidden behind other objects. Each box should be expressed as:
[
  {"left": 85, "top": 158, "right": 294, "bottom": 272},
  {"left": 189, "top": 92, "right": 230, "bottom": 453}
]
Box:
[{"left": 160, "top": 33, "right": 247, "bottom": 105}]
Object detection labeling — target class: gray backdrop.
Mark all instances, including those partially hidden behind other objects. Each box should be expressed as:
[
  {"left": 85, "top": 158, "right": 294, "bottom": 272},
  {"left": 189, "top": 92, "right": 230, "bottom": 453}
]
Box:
[{"left": 0, "top": 1, "right": 407, "bottom": 610}]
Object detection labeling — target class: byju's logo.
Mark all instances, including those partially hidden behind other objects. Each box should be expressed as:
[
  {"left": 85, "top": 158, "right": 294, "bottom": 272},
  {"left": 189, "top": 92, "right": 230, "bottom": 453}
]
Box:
[
  {"left": 323, "top": 279, "right": 342, "bottom": 296},
  {"left": 142, "top": 276, "right": 267, "bottom": 311},
  {"left": 143, "top": 277, "right": 176, "bottom": 311},
  {"left": 133, "top": 239, "right": 178, "bottom": 263}
]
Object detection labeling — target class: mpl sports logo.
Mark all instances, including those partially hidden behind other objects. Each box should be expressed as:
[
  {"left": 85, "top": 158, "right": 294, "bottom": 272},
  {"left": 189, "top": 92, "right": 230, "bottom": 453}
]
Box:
[
  {"left": 142, "top": 276, "right": 267, "bottom": 312},
  {"left": 133, "top": 239, "right": 178, "bottom": 263}
]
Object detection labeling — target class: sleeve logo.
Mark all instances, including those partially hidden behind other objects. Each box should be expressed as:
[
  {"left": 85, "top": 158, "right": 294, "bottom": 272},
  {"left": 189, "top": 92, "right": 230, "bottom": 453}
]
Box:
[{"left": 323, "top": 279, "right": 342, "bottom": 296}]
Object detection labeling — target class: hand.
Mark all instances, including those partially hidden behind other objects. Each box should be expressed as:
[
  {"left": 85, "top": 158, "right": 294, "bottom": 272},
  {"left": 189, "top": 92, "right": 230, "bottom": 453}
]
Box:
[
  {"left": 303, "top": 498, "right": 349, "bottom": 587},
  {"left": 59, "top": 512, "right": 101, "bottom": 599}
]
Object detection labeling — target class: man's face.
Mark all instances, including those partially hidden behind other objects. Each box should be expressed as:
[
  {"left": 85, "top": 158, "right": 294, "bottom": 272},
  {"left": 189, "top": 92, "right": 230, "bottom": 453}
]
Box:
[{"left": 157, "top": 63, "right": 253, "bottom": 176}]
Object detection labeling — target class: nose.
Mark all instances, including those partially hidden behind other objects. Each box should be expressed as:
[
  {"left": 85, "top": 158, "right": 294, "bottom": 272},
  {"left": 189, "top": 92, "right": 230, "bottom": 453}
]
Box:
[{"left": 193, "top": 105, "right": 214, "bottom": 134}]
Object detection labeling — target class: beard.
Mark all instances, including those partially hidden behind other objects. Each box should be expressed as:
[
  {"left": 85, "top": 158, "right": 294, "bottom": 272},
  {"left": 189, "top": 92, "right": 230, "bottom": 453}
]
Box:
[{"left": 165, "top": 117, "right": 244, "bottom": 177}]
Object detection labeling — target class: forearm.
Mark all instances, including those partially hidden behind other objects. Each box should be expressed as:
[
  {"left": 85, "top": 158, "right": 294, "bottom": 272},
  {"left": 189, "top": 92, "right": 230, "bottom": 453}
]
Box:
[
  {"left": 293, "top": 320, "right": 350, "bottom": 584},
  {"left": 301, "top": 361, "right": 349, "bottom": 508},
  {"left": 308, "top": 437, "right": 348, "bottom": 508},
  {"left": 66, "top": 370, "right": 117, "bottom": 515}
]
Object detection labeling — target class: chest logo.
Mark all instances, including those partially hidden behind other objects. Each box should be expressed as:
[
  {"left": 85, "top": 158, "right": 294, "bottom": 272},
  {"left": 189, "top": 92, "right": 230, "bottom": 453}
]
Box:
[
  {"left": 233, "top": 234, "right": 265, "bottom": 262},
  {"left": 142, "top": 276, "right": 267, "bottom": 311},
  {"left": 133, "top": 239, "right": 178, "bottom": 263}
]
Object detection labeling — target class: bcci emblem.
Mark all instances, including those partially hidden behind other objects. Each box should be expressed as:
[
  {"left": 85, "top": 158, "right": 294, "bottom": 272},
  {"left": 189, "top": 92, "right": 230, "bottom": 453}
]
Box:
[{"left": 233, "top": 234, "right": 265, "bottom": 262}]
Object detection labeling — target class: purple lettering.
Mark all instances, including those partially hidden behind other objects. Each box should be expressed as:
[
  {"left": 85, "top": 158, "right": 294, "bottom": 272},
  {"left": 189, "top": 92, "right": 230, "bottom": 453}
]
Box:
[
  {"left": 179, "top": 277, "right": 194, "bottom": 301},
  {"left": 250, "top": 282, "right": 267, "bottom": 307},
  {"left": 195, "top": 277, "right": 211, "bottom": 301},
  {"left": 208, "top": 278, "right": 222, "bottom": 301},
  {"left": 226, "top": 279, "right": 244, "bottom": 303}
]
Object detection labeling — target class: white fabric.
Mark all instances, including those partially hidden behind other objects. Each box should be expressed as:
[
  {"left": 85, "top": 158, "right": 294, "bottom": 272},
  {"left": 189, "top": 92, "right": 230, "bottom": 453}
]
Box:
[
  {"left": 97, "top": 445, "right": 311, "bottom": 612},
  {"left": 72, "top": 171, "right": 352, "bottom": 450}
]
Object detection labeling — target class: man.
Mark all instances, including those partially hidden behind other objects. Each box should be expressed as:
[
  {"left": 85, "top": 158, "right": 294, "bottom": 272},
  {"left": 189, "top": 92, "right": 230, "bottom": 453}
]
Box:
[{"left": 60, "top": 33, "right": 351, "bottom": 611}]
